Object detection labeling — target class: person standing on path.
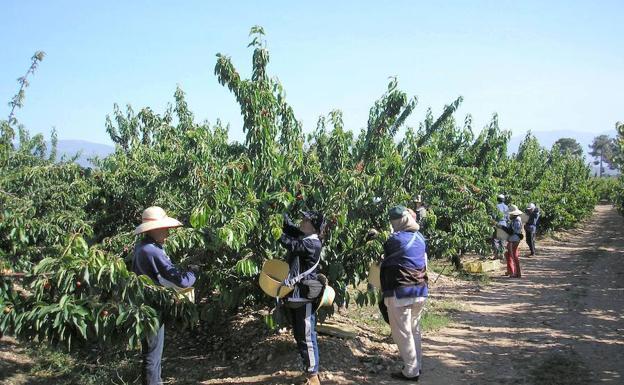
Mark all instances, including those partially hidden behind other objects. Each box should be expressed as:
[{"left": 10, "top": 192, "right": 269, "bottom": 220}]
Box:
[
  {"left": 381, "top": 205, "right": 428, "bottom": 382},
  {"left": 492, "top": 194, "right": 509, "bottom": 259},
  {"left": 503, "top": 205, "right": 524, "bottom": 278},
  {"left": 132, "top": 206, "right": 197, "bottom": 385},
  {"left": 524, "top": 203, "right": 540, "bottom": 256},
  {"left": 279, "top": 211, "right": 326, "bottom": 385}
]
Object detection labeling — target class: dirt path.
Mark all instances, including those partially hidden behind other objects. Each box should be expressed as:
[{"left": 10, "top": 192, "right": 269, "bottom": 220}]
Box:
[
  {"left": 2, "top": 205, "right": 623, "bottom": 384},
  {"left": 416, "top": 204, "right": 624, "bottom": 385}
]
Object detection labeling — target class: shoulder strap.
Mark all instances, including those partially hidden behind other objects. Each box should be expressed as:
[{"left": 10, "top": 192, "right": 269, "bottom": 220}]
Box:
[
  {"left": 386, "top": 231, "right": 419, "bottom": 260},
  {"left": 405, "top": 231, "right": 420, "bottom": 249},
  {"left": 292, "top": 248, "right": 322, "bottom": 282}
]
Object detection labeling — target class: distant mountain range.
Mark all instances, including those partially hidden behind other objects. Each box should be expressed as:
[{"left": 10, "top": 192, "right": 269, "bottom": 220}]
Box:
[
  {"left": 54, "top": 140, "right": 114, "bottom": 167},
  {"left": 54, "top": 132, "right": 620, "bottom": 175}
]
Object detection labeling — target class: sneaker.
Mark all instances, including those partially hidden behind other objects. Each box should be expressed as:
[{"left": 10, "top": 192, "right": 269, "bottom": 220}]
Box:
[{"left": 391, "top": 372, "right": 419, "bottom": 382}]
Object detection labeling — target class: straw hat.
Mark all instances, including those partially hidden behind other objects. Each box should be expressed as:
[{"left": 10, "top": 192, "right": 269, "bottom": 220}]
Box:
[
  {"left": 134, "top": 206, "right": 183, "bottom": 235},
  {"left": 508, "top": 204, "right": 523, "bottom": 216}
]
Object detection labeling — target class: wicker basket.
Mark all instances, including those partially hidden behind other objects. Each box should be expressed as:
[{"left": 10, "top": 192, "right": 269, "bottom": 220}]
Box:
[
  {"left": 316, "top": 286, "right": 336, "bottom": 311},
  {"left": 176, "top": 287, "right": 195, "bottom": 302},
  {"left": 259, "top": 259, "right": 293, "bottom": 298},
  {"left": 495, "top": 227, "right": 509, "bottom": 241},
  {"left": 368, "top": 263, "right": 381, "bottom": 289}
]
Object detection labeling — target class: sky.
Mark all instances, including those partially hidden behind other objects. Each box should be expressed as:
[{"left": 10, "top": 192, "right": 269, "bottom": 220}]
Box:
[{"left": 1, "top": 0, "right": 623, "bottom": 146}]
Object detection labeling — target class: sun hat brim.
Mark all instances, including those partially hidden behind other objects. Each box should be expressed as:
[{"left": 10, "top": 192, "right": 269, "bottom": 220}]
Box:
[
  {"left": 134, "top": 217, "right": 183, "bottom": 235},
  {"left": 509, "top": 209, "right": 523, "bottom": 216}
]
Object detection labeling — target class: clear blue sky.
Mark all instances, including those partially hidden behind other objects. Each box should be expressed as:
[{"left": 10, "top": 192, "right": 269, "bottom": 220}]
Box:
[{"left": 1, "top": 0, "right": 623, "bottom": 145}]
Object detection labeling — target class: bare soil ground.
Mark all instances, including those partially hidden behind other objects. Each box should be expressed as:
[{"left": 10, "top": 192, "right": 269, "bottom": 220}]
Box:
[
  {"left": 2, "top": 205, "right": 623, "bottom": 385},
  {"left": 417, "top": 204, "right": 624, "bottom": 385}
]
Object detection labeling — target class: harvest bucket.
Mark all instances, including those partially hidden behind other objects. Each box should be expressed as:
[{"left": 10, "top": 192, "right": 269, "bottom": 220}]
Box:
[
  {"left": 368, "top": 263, "right": 381, "bottom": 289},
  {"left": 316, "top": 285, "right": 336, "bottom": 311},
  {"left": 495, "top": 227, "right": 509, "bottom": 241},
  {"left": 176, "top": 287, "right": 195, "bottom": 302},
  {"left": 463, "top": 260, "right": 501, "bottom": 273},
  {"left": 259, "top": 259, "right": 293, "bottom": 298},
  {"left": 463, "top": 261, "right": 480, "bottom": 273}
]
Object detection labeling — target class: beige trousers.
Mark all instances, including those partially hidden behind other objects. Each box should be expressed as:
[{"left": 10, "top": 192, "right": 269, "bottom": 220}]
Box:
[{"left": 385, "top": 296, "right": 426, "bottom": 378}]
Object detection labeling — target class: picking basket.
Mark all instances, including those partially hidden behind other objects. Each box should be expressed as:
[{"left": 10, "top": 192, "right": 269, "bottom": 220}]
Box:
[
  {"left": 259, "top": 259, "right": 293, "bottom": 298},
  {"left": 176, "top": 287, "right": 195, "bottom": 302},
  {"left": 495, "top": 227, "right": 509, "bottom": 241},
  {"left": 368, "top": 262, "right": 381, "bottom": 289}
]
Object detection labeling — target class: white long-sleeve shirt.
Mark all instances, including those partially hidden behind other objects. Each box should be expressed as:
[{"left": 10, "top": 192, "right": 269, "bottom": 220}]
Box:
[{"left": 496, "top": 203, "right": 509, "bottom": 226}]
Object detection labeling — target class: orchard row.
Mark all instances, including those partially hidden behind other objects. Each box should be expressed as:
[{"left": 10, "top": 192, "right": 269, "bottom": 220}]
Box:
[{"left": 0, "top": 27, "right": 601, "bottom": 348}]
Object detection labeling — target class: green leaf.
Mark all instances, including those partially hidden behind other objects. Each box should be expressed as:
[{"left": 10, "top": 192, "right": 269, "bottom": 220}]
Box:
[{"left": 235, "top": 259, "right": 258, "bottom": 277}]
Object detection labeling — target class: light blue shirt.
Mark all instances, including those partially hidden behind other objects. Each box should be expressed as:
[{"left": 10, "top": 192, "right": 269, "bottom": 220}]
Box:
[
  {"left": 496, "top": 203, "right": 509, "bottom": 226},
  {"left": 508, "top": 217, "right": 523, "bottom": 242}
]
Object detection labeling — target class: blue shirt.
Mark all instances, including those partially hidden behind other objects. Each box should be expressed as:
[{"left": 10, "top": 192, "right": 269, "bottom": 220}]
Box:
[
  {"left": 508, "top": 217, "right": 523, "bottom": 242},
  {"left": 381, "top": 231, "right": 428, "bottom": 299},
  {"left": 132, "top": 237, "right": 196, "bottom": 288},
  {"left": 496, "top": 203, "right": 509, "bottom": 225},
  {"left": 382, "top": 231, "right": 427, "bottom": 270}
]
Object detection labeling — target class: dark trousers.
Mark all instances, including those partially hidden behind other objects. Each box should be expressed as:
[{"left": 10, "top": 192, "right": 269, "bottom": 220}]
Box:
[
  {"left": 289, "top": 302, "right": 319, "bottom": 374},
  {"left": 525, "top": 225, "right": 536, "bottom": 255},
  {"left": 141, "top": 324, "right": 165, "bottom": 385}
]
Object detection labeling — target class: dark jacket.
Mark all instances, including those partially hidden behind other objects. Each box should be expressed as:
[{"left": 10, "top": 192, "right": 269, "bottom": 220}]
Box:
[
  {"left": 525, "top": 208, "right": 540, "bottom": 228},
  {"left": 132, "top": 237, "right": 196, "bottom": 288},
  {"left": 380, "top": 231, "right": 428, "bottom": 299},
  {"left": 279, "top": 216, "right": 321, "bottom": 280}
]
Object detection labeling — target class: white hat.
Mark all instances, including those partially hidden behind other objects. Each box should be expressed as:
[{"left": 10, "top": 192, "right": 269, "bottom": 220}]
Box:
[
  {"left": 527, "top": 203, "right": 536, "bottom": 210},
  {"left": 497, "top": 194, "right": 505, "bottom": 200},
  {"left": 134, "top": 206, "right": 183, "bottom": 235},
  {"left": 508, "top": 204, "right": 523, "bottom": 216}
]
